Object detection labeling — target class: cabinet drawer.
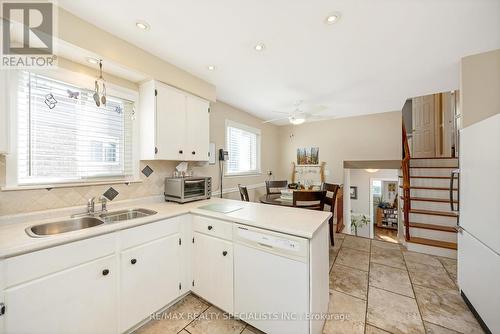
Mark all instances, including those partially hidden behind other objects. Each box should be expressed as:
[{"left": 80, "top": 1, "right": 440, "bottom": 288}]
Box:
[
  {"left": 4, "top": 233, "right": 116, "bottom": 288},
  {"left": 192, "top": 215, "right": 232, "bottom": 241},
  {"left": 120, "top": 217, "right": 181, "bottom": 250}
]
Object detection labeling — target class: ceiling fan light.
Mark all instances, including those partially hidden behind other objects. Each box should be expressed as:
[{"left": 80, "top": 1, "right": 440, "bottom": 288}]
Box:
[
  {"left": 365, "top": 169, "right": 380, "bottom": 173},
  {"left": 289, "top": 116, "right": 305, "bottom": 125}
]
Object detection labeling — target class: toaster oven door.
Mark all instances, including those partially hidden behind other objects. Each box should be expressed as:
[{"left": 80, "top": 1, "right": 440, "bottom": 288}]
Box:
[{"left": 183, "top": 179, "right": 207, "bottom": 199}]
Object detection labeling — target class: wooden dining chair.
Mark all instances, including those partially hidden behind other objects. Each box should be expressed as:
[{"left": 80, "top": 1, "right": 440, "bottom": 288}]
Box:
[
  {"left": 323, "top": 183, "right": 340, "bottom": 246},
  {"left": 238, "top": 184, "right": 250, "bottom": 202},
  {"left": 265, "top": 180, "right": 288, "bottom": 195},
  {"left": 292, "top": 190, "right": 327, "bottom": 211}
]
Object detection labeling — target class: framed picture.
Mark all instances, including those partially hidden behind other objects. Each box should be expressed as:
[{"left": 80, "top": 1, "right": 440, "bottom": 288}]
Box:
[
  {"left": 297, "top": 147, "right": 319, "bottom": 165},
  {"left": 350, "top": 186, "right": 358, "bottom": 199}
]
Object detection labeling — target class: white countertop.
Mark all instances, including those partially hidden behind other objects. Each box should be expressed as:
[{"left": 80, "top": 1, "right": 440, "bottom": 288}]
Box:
[{"left": 0, "top": 197, "right": 331, "bottom": 259}]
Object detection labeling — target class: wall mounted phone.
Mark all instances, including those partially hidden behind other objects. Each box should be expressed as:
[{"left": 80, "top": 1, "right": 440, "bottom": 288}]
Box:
[{"left": 219, "top": 149, "right": 229, "bottom": 161}]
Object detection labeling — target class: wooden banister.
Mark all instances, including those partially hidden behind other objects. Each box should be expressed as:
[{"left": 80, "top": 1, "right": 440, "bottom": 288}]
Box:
[{"left": 402, "top": 123, "right": 411, "bottom": 241}]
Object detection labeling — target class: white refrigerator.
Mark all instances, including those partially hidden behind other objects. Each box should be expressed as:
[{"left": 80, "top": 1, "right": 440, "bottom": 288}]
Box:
[{"left": 458, "top": 113, "right": 500, "bottom": 334}]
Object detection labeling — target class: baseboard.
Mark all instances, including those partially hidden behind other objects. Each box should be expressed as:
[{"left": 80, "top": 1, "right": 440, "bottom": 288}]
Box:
[{"left": 461, "top": 290, "right": 492, "bottom": 334}]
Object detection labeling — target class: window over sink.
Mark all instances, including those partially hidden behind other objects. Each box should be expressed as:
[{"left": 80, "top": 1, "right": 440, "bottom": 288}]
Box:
[
  {"left": 225, "top": 120, "right": 261, "bottom": 176},
  {"left": 13, "top": 71, "right": 136, "bottom": 186}
]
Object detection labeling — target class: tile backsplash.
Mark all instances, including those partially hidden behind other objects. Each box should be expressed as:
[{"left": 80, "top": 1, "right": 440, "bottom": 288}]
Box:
[{"left": 0, "top": 159, "right": 178, "bottom": 216}]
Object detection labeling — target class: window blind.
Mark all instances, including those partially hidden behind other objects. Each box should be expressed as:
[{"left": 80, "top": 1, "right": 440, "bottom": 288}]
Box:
[
  {"left": 226, "top": 122, "right": 260, "bottom": 175},
  {"left": 17, "top": 71, "right": 134, "bottom": 185}
]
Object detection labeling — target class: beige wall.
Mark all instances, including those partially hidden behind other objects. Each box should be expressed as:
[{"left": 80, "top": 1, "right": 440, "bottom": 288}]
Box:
[
  {"left": 460, "top": 49, "right": 500, "bottom": 128},
  {"left": 57, "top": 7, "right": 216, "bottom": 102},
  {"left": 278, "top": 111, "right": 402, "bottom": 183},
  {"left": 0, "top": 101, "right": 280, "bottom": 216}
]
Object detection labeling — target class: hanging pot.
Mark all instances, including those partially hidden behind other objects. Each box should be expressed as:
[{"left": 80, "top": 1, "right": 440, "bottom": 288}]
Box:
[{"left": 93, "top": 80, "right": 100, "bottom": 107}]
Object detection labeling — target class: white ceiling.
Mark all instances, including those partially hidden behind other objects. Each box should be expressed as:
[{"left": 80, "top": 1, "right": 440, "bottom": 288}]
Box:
[{"left": 58, "top": 0, "right": 500, "bottom": 124}]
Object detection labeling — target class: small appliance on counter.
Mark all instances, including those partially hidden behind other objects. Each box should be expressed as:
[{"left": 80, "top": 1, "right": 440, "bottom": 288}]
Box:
[{"left": 164, "top": 176, "right": 211, "bottom": 203}]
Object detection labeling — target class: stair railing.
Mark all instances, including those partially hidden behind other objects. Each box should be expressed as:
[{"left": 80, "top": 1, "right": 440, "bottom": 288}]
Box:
[{"left": 402, "top": 123, "right": 411, "bottom": 241}]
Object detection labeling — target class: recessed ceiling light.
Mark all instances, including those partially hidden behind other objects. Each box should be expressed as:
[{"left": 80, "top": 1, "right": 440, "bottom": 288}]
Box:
[
  {"left": 136, "top": 21, "right": 150, "bottom": 30},
  {"left": 207, "top": 65, "right": 216, "bottom": 71},
  {"left": 254, "top": 43, "right": 265, "bottom": 51},
  {"left": 86, "top": 57, "right": 99, "bottom": 64},
  {"left": 325, "top": 12, "right": 341, "bottom": 25}
]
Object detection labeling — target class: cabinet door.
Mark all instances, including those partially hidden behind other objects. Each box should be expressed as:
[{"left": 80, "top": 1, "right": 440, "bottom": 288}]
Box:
[
  {"left": 120, "top": 233, "right": 181, "bottom": 332},
  {"left": 192, "top": 232, "right": 233, "bottom": 313},
  {"left": 4, "top": 255, "right": 117, "bottom": 334},
  {"left": 156, "top": 82, "right": 186, "bottom": 160},
  {"left": 0, "top": 71, "right": 8, "bottom": 154},
  {"left": 185, "top": 96, "right": 210, "bottom": 161}
]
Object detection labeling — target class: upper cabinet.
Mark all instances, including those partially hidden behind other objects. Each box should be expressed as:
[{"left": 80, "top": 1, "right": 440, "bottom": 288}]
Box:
[
  {"left": 139, "top": 80, "right": 210, "bottom": 161},
  {"left": 0, "top": 71, "right": 9, "bottom": 154}
]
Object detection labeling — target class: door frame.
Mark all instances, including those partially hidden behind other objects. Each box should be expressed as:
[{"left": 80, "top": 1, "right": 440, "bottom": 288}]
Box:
[{"left": 369, "top": 177, "right": 399, "bottom": 240}]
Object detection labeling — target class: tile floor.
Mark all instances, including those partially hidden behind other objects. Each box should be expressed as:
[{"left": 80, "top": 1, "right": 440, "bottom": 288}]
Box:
[{"left": 135, "top": 233, "right": 484, "bottom": 334}]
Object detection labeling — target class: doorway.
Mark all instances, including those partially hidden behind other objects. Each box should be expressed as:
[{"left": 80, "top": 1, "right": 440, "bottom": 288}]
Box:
[{"left": 370, "top": 178, "right": 399, "bottom": 243}]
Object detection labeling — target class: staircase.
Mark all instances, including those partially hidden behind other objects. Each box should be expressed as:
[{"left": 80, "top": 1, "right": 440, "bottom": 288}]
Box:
[{"left": 400, "top": 157, "right": 459, "bottom": 258}]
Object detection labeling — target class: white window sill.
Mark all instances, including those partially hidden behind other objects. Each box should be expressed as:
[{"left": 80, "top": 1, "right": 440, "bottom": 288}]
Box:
[
  {"left": 1, "top": 179, "right": 142, "bottom": 192},
  {"left": 224, "top": 172, "right": 262, "bottom": 178}
]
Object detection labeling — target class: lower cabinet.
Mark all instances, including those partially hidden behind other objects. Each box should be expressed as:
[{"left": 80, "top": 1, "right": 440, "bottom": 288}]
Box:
[
  {"left": 3, "top": 255, "right": 117, "bottom": 334},
  {"left": 120, "top": 233, "right": 181, "bottom": 332},
  {"left": 192, "top": 231, "right": 233, "bottom": 313}
]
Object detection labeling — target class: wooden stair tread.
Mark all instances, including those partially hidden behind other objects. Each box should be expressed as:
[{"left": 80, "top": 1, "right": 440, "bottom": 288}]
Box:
[
  {"left": 399, "top": 175, "right": 458, "bottom": 179},
  {"left": 409, "top": 222, "right": 457, "bottom": 233},
  {"left": 410, "top": 166, "right": 458, "bottom": 169},
  {"left": 403, "top": 197, "right": 458, "bottom": 203},
  {"left": 410, "top": 209, "right": 458, "bottom": 217},
  {"left": 408, "top": 237, "right": 457, "bottom": 250},
  {"left": 410, "top": 157, "right": 458, "bottom": 160},
  {"left": 400, "top": 185, "right": 458, "bottom": 191}
]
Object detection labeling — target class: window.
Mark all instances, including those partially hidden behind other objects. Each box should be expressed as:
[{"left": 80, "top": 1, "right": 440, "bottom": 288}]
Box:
[
  {"left": 372, "top": 180, "right": 382, "bottom": 196},
  {"left": 225, "top": 120, "right": 261, "bottom": 176},
  {"left": 16, "top": 71, "right": 135, "bottom": 185}
]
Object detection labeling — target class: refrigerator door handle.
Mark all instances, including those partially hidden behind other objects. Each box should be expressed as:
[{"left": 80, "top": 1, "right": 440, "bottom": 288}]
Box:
[{"left": 450, "top": 169, "right": 461, "bottom": 232}]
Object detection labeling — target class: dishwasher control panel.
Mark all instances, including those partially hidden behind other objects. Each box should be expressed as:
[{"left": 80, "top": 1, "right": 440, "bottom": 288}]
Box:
[{"left": 233, "top": 224, "right": 309, "bottom": 261}]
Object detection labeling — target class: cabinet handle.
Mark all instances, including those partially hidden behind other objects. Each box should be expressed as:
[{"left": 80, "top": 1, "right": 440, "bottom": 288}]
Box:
[
  {"left": 131, "top": 258, "right": 137, "bottom": 265},
  {"left": 102, "top": 269, "right": 110, "bottom": 276},
  {"left": 207, "top": 225, "right": 213, "bottom": 230},
  {"left": 222, "top": 251, "right": 228, "bottom": 256},
  {"left": 192, "top": 151, "right": 196, "bottom": 155},
  {"left": 179, "top": 150, "right": 183, "bottom": 154}
]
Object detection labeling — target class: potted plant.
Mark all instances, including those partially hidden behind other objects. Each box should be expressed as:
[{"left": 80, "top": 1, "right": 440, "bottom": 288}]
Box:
[{"left": 351, "top": 213, "right": 369, "bottom": 236}]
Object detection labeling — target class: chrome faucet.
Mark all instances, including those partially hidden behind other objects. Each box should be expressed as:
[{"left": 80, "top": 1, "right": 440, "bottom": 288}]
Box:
[
  {"left": 86, "top": 196, "right": 107, "bottom": 215},
  {"left": 99, "top": 196, "right": 108, "bottom": 213}
]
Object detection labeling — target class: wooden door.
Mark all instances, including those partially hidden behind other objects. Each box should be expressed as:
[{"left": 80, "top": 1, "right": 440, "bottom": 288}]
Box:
[
  {"left": 185, "top": 96, "right": 210, "bottom": 161},
  {"left": 156, "top": 82, "right": 186, "bottom": 160},
  {"left": 412, "top": 95, "right": 436, "bottom": 158},
  {"left": 4, "top": 255, "right": 117, "bottom": 334},
  {"left": 192, "top": 232, "right": 233, "bottom": 313},
  {"left": 120, "top": 234, "right": 181, "bottom": 332}
]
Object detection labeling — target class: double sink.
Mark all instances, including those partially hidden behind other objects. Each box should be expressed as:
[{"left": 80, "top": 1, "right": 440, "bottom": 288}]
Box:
[{"left": 26, "top": 208, "right": 157, "bottom": 237}]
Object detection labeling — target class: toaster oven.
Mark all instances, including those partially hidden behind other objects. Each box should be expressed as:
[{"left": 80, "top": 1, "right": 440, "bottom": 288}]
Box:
[{"left": 164, "top": 177, "right": 211, "bottom": 203}]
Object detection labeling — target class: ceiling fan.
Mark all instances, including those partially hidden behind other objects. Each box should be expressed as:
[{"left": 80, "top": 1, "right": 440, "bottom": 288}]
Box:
[{"left": 262, "top": 101, "right": 330, "bottom": 125}]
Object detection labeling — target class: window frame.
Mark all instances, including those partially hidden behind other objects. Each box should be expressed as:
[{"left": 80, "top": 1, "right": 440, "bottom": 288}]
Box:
[
  {"left": 3, "top": 68, "right": 140, "bottom": 190},
  {"left": 224, "top": 119, "right": 262, "bottom": 177}
]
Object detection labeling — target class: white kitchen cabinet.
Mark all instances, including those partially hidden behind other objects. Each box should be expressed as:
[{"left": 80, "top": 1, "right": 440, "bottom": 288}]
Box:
[
  {"left": 3, "top": 255, "right": 117, "bottom": 334},
  {"left": 139, "top": 80, "right": 210, "bottom": 161},
  {"left": 192, "top": 231, "right": 233, "bottom": 314},
  {"left": 0, "top": 71, "right": 9, "bottom": 154},
  {"left": 120, "top": 233, "right": 181, "bottom": 332}
]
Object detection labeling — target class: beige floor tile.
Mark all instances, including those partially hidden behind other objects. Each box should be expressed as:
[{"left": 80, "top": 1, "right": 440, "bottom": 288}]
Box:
[
  {"left": 369, "top": 263, "right": 414, "bottom": 298},
  {"left": 370, "top": 247, "right": 406, "bottom": 270},
  {"left": 334, "top": 232, "right": 345, "bottom": 240},
  {"left": 414, "top": 285, "right": 483, "bottom": 334},
  {"left": 424, "top": 321, "right": 461, "bottom": 334},
  {"left": 342, "top": 235, "right": 371, "bottom": 252},
  {"left": 330, "top": 264, "right": 368, "bottom": 300},
  {"left": 438, "top": 257, "right": 458, "bottom": 283},
  {"left": 403, "top": 251, "right": 443, "bottom": 268},
  {"left": 367, "top": 287, "right": 425, "bottom": 334},
  {"left": 241, "top": 325, "right": 266, "bottom": 334},
  {"left": 185, "top": 306, "right": 245, "bottom": 334},
  {"left": 407, "top": 261, "right": 456, "bottom": 290},
  {"left": 135, "top": 294, "right": 209, "bottom": 334},
  {"left": 323, "top": 290, "right": 366, "bottom": 334},
  {"left": 335, "top": 246, "right": 370, "bottom": 271},
  {"left": 365, "top": 324, "right": 391, "bottom": 333},
  {"left": 330, "top": 239, "right": 344, "bottom": 269},
  {"left": 371, "top": 240, "right": 401, "bottom": 250}
]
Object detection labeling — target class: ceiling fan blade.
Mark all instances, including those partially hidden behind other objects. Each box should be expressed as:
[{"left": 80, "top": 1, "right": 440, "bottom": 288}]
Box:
[
  {"left": 262, "top": 116, "right": 289, "bottom": 124},
  {"left": 270, "top": 110, "right": 291, "bottom": 115},
  {"left": 308, "top": 105, "right": 328, "bottom": 115}
]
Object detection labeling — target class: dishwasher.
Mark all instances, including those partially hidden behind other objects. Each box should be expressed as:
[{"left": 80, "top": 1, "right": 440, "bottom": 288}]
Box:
[{"left": 233, "top": 224, "right": 310, "bottom": 334}]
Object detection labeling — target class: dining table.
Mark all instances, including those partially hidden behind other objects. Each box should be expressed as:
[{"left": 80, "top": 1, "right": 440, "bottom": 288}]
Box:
[{"left": 259, "top": 193, "right": 294, "bottom": 207}]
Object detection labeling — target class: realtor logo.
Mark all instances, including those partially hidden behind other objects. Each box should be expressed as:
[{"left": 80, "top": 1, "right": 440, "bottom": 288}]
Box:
[{"left": 1, "top": 0, "right": 57, "bottom": 68}]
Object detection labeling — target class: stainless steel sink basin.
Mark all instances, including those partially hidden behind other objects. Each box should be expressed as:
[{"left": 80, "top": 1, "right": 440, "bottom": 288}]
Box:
[
  {"left": 27, "top": 217, "right": 104, "bottom": 237},
  {"left": 99, "top": 208, "right": 157, "bottom": 223}
]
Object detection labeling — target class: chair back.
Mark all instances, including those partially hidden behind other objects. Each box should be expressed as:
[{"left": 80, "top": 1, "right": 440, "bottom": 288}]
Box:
[
  {"left": 323, "top": 183, "right": 340, "bottom": 211},
  {"left": 265, "top": 180, "right": 288, "bottom": 195},
  {"left": 238, "top": 184, "right": 250, "bottom": 202},
  {"left": 293, "top": 190, "right": 327, "bottom": 211}
]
